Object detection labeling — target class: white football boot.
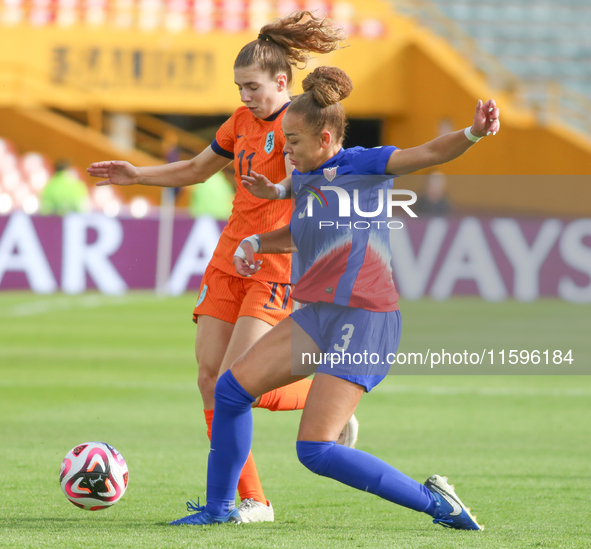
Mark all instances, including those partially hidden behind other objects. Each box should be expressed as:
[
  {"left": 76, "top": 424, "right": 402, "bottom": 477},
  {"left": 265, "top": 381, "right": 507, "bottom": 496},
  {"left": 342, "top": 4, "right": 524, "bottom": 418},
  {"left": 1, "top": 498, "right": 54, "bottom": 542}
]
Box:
[
  {"left": 336, "top": 414, "right": 360, "bottom": 448},
  {"left": 237, "top": 498, "right": 274, "bottom": 523}
]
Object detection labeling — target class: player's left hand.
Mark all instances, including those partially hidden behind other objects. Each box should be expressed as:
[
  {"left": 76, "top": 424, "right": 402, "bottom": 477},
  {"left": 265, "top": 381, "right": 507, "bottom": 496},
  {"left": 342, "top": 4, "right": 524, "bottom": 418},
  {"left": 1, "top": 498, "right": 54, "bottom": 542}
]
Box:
[
  {"left": 233, "top": 241, "right": 262, "bottom": 277},
  {"left": 242, "top": 171, "right": 278, "bottom": 200},
  {"left": 470, "top": 99, "right": 500, "bottom": 138}
]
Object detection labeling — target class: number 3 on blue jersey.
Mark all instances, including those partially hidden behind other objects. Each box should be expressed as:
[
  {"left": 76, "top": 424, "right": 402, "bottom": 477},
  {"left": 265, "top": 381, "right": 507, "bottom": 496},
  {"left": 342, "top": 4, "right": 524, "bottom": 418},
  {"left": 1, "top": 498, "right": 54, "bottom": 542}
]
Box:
[{"left": 334, "top": 324, "right": 355, "bottom": 352}]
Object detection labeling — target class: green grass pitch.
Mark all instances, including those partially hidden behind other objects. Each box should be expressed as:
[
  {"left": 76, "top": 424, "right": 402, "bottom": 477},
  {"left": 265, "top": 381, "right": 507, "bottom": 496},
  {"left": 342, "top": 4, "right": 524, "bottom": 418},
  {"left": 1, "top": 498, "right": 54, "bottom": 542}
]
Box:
[{"left": 1, "top": 292, "right": 590, "bottom": 548}]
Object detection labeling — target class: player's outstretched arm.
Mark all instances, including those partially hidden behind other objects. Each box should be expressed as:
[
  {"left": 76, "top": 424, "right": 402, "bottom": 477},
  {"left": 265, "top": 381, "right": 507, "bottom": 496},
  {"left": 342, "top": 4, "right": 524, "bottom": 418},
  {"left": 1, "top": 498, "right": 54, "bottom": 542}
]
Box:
[
  {"left": 233, "top": 225, "right": 294, "bottom": 277},
  {"left": 87, "top": 146, "right": 231, "bottom": 187},
  {"left": 385, "top": 99, "right": 500, "bottom": 176},
  {"left": 242, "top": 172, "right": 292, "bottom": 200}
]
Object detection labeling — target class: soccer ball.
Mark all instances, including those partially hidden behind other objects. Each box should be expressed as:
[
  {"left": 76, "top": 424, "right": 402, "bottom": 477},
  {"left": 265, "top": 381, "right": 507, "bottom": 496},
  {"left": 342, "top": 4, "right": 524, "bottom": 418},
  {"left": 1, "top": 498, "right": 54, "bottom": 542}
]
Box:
[{"left": 59, "top": 442, "right": 129, "bottom": 511}]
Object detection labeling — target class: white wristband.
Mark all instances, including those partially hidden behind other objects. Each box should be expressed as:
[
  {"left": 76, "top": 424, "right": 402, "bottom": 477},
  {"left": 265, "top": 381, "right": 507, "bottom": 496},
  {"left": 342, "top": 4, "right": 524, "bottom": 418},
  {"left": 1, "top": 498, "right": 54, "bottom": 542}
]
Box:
[
  {"left": 234, "top": 246, "right": 248, "bottom": 262},
  {"left": 275, "top": 184, "right": 287, "bottom": 199},
  {"left": 464, "top": 127, "right": 483, "bottom": 143},
  {"left": 245, "top": 234, "right": 261, "bottom": 253},
  {"left": 234, "top": 235, "right": 261, "bottom": 262}
]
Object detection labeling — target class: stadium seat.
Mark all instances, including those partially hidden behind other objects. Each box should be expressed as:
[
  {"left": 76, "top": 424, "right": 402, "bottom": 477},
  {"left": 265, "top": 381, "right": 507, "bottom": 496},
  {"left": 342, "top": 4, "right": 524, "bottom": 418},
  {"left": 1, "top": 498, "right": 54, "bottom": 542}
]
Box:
[
  {"left": 20, "top": 152, "right": 52, "bottom": 192},
  {"left": 0, "top": 136, "right": 140, "bottom": 216},
  {"left": 425, "top": 0, "right": 591, "bottom": 100},
  {"left": 0, "top": 0, "right": 385, "bottom": 38}
]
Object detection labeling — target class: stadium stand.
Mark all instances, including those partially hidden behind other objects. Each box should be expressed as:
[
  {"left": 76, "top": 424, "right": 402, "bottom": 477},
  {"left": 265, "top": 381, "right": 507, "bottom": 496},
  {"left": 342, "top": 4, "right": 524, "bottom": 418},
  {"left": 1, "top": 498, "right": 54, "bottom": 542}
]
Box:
[
  {"left": 426, "top": 0, "right": 591, "bottom": 97},
  {"left": 0, "top": 109, "right": 208, "bottom": 214},
  {"left": 0, "top": 138, "right": 48, "bottom": 215},
  {"left": 1, "top": 0, "right": 590, "bottom": 216},
  {"left": 392, "top": 0, "right": 591, "bottom": 136},
  {"left": 0, "top": 107, "right": 211, "bottom": 210},
  {"left": 0, "top": 0, "right": 385, "bottom": 37},
  {"left": 0, "top": 136, "right": 132, "bottom": 216}
]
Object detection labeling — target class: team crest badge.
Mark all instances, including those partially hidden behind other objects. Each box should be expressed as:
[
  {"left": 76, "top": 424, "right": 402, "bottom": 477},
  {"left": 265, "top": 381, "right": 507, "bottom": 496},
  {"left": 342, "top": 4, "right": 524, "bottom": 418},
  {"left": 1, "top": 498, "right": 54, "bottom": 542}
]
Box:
[
  {"left": 196, "top": 285, "right": 208, "bottom": 307},
  {"left": 264, "top": 131, "right": 275, "bottom": 154},
  {"left": 323, "top": 166, "right": 338, "bottom": 181}
]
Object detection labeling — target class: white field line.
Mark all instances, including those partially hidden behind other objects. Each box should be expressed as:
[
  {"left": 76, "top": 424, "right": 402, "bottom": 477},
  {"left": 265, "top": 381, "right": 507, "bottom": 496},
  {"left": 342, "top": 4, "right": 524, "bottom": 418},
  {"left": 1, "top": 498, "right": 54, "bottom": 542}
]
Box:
[
  {"left": 0, "top": 347, "right": 190, "bottom": 361},
  {"left": 1, "top": 293, "right": 160, "bottom": 317},
  {"left": 0, "top": 378, "right": 589, "bottom": 397},
  {"left": 0, "top": 379, "right": 195, "bottom": 391},
  {"left": 372, "top": 384, "right": 591, "bottom": 398}
]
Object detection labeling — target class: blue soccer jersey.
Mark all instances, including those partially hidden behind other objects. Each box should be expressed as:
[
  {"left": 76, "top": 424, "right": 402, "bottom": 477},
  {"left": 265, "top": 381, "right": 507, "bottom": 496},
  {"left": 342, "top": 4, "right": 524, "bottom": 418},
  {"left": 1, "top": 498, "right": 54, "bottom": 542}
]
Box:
[{"left": 290, "top": 146, "right": 400, "bottom": 312}]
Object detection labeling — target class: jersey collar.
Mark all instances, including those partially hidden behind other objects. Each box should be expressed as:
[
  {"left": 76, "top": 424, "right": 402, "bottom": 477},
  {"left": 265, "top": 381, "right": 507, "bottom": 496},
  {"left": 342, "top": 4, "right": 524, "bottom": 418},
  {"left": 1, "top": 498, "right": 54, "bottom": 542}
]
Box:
[
  {"left": 296, "top": 148, "right": 345, "bottom": 175},
  {"left": 264, "top": 101, "right": 290, "bottom": 122}
]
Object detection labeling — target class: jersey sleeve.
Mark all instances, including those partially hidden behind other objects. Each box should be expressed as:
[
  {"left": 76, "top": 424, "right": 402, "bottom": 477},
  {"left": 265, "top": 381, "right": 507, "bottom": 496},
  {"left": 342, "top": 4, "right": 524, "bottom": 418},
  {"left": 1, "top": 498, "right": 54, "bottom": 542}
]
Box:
[
  {"left": 349, "top": 146, "right": 398, "bottom": 175},
  {"left": 211, "top": 113, "right": 236, "bottom": 160}
]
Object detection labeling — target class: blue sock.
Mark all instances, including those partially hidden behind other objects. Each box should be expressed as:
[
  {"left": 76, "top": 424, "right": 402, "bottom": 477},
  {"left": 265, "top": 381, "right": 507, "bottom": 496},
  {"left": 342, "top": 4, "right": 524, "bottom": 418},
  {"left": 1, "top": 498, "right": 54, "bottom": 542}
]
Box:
[
  {"left": 206, "top": 370, "right": 255, "bottom": 516},
  {"left": 296, "top": 441, "right": 436, "bottom": 516}
]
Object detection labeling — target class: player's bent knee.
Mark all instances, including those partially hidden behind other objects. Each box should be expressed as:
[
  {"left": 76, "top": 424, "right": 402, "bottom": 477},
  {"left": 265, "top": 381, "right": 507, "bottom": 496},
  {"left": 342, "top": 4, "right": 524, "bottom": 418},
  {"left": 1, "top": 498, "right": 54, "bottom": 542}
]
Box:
[
  {"left": 214, "top": 370, "right": 255, "bottom": 410},
  {"left": 296, "top": 440, "right": 335, "bottom": 476}
]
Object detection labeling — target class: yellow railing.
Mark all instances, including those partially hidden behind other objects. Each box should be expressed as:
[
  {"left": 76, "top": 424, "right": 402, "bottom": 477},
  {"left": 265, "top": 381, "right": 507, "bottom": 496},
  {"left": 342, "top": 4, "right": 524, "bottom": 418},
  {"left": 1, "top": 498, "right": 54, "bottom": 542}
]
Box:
[
  {"left": 0, "top": 62, "right": 208, "bottom": 161},
  {"left": 135, "top": 113, "right": 209, "bottom": 159}
]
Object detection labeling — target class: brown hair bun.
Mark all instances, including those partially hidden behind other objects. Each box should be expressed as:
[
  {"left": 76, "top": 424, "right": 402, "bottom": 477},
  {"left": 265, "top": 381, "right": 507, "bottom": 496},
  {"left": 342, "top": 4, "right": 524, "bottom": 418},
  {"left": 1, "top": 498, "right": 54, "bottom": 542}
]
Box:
[{"left": 302, "top": 66, "right": 353, "bottom": 107}]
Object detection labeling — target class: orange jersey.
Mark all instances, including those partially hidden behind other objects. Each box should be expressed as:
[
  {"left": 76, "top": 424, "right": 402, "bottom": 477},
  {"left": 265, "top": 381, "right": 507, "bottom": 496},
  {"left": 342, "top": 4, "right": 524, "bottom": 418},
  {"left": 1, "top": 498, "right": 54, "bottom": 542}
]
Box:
[{"left": 209, "top": 103, "right": 292, "bottom": 283}]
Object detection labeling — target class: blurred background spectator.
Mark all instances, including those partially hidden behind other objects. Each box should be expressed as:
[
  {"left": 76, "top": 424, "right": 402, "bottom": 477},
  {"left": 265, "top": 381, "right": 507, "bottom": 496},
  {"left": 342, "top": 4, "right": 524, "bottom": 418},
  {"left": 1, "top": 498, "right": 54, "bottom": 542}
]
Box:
[
  {"left": 189, "top": 168, "right": 235, "bottom": 221},
  {"left": 40, "top": 160, "right": 89, "bottom": 216},
  {"left": 414, "top": 171, "right": 451, "bottom": 216}
]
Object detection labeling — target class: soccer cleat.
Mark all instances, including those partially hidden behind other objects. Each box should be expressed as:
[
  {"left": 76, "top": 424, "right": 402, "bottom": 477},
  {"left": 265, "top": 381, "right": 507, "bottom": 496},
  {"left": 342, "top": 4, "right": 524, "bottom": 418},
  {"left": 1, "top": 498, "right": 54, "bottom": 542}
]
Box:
[
  {"left": 169, "top": 499, "right": 242, "bottom": 526},
  {"left": 237, "top": 498, "right": 274, "bottom": 523},
  {"left": 424, "top": 474, "right": 483, "bottom": 531},
  {"left": 336, "top": 414, "right": 359, "bottom": 448}
]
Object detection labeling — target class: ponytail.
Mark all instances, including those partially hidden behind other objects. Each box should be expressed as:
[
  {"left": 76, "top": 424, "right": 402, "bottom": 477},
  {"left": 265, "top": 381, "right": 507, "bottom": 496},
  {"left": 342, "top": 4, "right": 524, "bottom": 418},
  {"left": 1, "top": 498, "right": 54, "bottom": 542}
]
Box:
[{"left": 234, "top": 11, "right": 346, "bottom": 86}]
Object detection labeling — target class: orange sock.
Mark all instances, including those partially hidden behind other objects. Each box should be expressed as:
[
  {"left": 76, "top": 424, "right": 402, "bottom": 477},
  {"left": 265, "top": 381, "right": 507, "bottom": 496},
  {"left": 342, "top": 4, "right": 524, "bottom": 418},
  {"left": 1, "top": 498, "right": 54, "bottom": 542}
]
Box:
[
  {"left": 236, "top": 454, "right": 267, "bottom": 504},
  {"left": 257, "top": 378, "right": 312, "bottom": 411},
  {"left": 203, "top": 409, "right": 267, "bottom": 505},
  {"left": 204, "top": 409, "right": 214, "bottom": 439}
]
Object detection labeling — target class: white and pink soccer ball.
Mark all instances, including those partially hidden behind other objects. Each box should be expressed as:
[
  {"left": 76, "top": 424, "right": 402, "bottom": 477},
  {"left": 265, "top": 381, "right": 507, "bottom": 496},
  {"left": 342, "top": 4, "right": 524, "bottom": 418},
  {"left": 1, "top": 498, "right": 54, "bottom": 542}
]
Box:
[{"left": 59, "top": 442, "right": 129, "bottom": 511}]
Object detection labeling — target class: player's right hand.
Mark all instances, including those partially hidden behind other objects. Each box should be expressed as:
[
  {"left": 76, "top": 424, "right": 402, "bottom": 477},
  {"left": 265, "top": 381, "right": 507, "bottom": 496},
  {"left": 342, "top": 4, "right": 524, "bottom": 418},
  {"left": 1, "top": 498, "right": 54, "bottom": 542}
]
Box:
[
  {"left": 233, "top": 240, "right": 262, "bottom": 277},
  {"left": 87, "top": 161, "right": 140, "bottom": 186},
  {"left": 241, "top": 171, "right": 277, "bottom": 200},
  {"left": 471, "top": 99, "right": 500, "bottom": 137}
]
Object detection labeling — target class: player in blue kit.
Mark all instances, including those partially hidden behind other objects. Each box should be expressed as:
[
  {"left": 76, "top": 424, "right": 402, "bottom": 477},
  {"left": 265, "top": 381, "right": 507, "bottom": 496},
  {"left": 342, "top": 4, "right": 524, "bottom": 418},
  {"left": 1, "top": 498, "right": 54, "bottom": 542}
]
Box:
[{"left": 170, "top": 66, "right": 500, "bottom": 529}]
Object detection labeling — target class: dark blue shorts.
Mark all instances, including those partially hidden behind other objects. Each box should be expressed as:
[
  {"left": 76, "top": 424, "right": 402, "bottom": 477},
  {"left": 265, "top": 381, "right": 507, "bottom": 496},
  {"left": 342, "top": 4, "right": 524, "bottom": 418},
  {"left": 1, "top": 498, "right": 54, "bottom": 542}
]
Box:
[{"left": 291, "top": 302, "right": 402, "bottom": 392}]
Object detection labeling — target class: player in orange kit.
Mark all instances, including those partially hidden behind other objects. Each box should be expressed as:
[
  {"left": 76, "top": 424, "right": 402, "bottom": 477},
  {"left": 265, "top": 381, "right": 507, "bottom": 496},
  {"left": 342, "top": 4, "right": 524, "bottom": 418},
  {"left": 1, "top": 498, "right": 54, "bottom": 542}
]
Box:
[{"left": 87, "top": 11, "right": 358, "bottom": 522}]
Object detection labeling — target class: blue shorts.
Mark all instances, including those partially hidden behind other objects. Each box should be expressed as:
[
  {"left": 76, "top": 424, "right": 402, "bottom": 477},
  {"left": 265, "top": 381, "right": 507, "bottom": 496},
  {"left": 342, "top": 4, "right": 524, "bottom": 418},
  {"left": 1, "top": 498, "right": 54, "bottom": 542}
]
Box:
[{"left": 291, "top": 303, "right": 402, "bottom": 392}]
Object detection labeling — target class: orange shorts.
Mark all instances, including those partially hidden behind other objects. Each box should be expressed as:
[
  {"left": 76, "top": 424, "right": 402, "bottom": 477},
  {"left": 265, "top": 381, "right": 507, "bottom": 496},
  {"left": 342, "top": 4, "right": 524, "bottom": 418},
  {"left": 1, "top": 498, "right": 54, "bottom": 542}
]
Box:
[{"left": 192, "top": 264, "right": 293, "bottom": 326}]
